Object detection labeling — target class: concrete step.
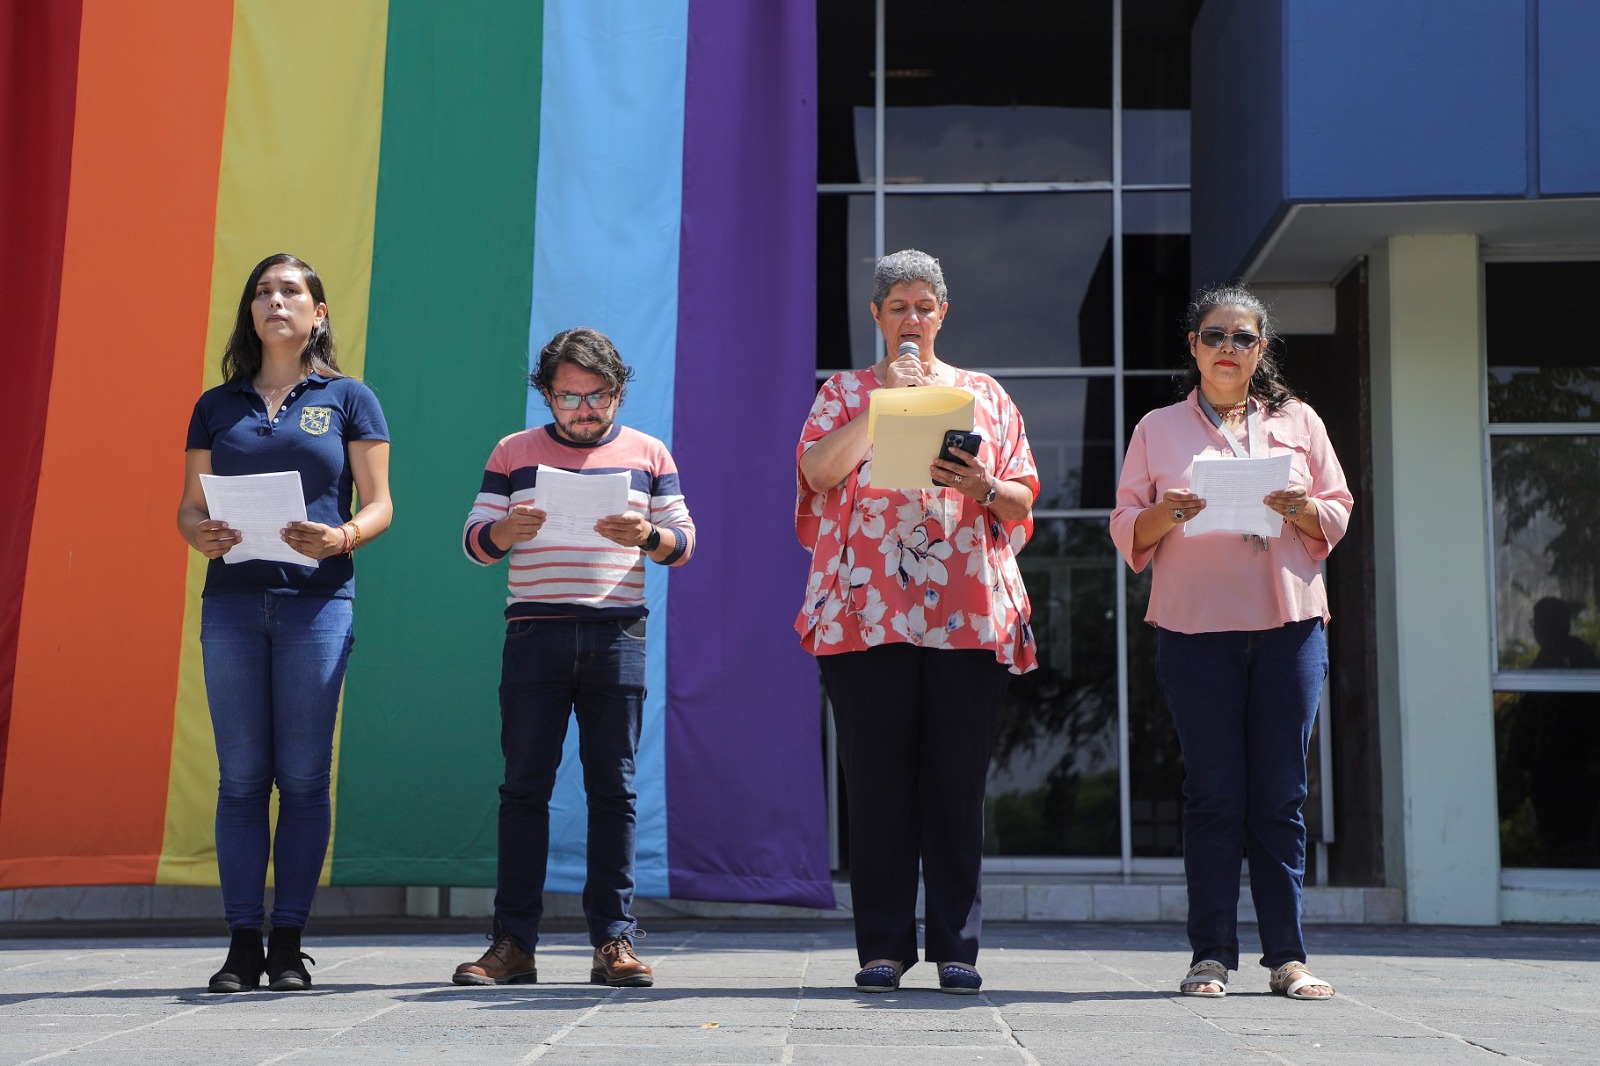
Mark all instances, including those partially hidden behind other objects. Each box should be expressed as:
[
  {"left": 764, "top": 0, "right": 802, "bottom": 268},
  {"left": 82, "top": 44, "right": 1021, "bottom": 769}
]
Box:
[
  {"left": 518, "top": 880, "right": 1405, "bottom": 925},
  {"left": 0, "top": 879, "right": 1404, "bottom": 927}
]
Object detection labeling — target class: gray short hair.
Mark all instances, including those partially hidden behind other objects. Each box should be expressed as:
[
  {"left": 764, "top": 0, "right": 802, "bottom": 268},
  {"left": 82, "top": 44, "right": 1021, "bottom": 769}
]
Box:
[{"left": 872, "top": 249, "right": 948, "bottom": 307}]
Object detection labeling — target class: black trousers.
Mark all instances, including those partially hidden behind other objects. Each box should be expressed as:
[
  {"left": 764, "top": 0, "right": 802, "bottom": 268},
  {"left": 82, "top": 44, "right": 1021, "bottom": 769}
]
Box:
[{"left": 820, "top": 644, "right": 1008, "bottom": 968}]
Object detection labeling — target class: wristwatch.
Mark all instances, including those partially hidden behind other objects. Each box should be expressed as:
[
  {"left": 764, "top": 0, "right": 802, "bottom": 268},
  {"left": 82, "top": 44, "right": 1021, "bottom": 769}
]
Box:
[{"left": 980, "top": 483, "right": 998, "bottom": 507}]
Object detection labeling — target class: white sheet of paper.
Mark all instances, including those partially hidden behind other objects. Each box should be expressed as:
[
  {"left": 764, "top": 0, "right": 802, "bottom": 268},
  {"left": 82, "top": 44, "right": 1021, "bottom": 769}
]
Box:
[
  {"left": 1184, "top": 454, "right": 1293, "bottom": 538},
  {"left": 531, "top": 465, "right": 632, "bottom": 546},
  {"left": 199, "top": 471, "right": 316, "bottom": 567}
]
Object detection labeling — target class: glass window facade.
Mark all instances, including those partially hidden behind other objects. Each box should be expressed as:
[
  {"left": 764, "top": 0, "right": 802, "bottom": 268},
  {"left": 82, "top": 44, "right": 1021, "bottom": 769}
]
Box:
[
  {"left": 1487, "top": 262, "right": 1600, "bottom": 870},
  {"left": 882, "top": 0, "right": 1112, "bottom": 185},
  {"left": 817, "top": 0, "right": 1204, "bottom": 866}
]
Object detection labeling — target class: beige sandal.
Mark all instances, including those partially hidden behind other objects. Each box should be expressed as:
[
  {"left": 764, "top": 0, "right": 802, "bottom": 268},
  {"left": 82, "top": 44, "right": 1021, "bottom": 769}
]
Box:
[
  {"left": 1179, "top": 959, "right": 1229, "bottom": 997},
  {"left": 1270, "top": 961, "right": 1335, "bottom": 1000}
]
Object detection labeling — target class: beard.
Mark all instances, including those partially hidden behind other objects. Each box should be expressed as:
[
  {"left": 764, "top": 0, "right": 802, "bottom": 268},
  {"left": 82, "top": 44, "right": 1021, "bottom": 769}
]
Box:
[{"left": 556, "top": 413, "right": 613, "bottom": 443}]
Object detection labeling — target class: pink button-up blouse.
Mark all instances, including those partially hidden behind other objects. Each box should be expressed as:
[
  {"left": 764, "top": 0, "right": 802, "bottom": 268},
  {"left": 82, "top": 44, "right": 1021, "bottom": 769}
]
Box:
[{"left": 1110, "top": 391, "right": 1353, "bottom": 635}]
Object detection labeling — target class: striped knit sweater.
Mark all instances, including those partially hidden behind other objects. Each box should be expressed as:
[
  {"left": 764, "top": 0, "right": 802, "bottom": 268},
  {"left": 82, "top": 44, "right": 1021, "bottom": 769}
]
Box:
[{"left": 464, "top": 423, "right": 695, "bottom": 619}]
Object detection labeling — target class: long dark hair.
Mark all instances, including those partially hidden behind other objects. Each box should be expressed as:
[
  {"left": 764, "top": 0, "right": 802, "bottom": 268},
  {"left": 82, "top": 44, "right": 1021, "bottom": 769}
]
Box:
[
  {"left": 1177, "top": 283, "right": 1298, "bottom": 412},
  {"left": 220, "top": 253, "right": 345, "bottom": 384}
]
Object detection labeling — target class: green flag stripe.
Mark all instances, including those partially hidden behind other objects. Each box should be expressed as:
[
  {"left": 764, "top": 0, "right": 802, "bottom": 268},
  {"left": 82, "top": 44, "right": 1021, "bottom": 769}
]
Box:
[{"left": 335, "top": 0, "right": 545, "bottom": 885}]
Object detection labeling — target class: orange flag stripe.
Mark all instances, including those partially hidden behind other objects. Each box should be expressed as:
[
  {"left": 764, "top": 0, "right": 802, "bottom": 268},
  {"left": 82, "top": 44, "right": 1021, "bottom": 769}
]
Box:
[{"left": 0, "top": 1, "right": 234, "bottom": 888}]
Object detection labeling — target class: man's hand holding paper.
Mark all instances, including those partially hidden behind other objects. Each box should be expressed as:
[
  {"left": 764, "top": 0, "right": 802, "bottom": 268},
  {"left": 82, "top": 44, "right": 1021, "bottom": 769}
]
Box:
[
  {"left": 492, "top": 503, "right": 548, "bottom": 551},
  {"left": 594, "top": 511, "right": 654, "bottom": 549},
  {"left": 530, "top": 464, "right": 631, "bottom": 547}
]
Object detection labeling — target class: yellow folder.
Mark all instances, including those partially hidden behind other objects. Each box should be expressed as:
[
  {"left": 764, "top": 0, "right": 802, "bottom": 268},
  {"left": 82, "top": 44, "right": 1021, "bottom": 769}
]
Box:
[{"left": 866, "top": 386, "right": 975, "bottom": 490}]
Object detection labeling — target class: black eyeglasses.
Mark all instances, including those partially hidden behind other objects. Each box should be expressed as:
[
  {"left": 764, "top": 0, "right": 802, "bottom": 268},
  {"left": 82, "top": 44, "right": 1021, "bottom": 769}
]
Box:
[
  {"left": 552, "top": 391, "right": 616, "bottom": 410},
  {"left": 1197, "top": 329, "right": 1262, "bottom": 352}
]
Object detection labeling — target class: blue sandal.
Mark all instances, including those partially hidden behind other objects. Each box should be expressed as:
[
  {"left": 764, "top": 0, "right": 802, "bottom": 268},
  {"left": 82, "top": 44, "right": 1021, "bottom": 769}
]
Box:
[{"left": 938, "top": 964, "right": 982, "bottom": 995}]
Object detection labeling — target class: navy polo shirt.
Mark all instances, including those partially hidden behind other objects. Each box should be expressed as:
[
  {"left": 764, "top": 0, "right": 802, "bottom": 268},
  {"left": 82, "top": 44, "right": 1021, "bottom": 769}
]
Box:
[{"left": 186, "top": 374, "right": 390, "bottom": 598}]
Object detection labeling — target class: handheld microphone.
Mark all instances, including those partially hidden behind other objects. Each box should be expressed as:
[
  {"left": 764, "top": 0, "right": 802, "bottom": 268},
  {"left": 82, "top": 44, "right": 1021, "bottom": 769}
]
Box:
[{"left": 896, "top": 341, "right": 921, "bottom": 384}]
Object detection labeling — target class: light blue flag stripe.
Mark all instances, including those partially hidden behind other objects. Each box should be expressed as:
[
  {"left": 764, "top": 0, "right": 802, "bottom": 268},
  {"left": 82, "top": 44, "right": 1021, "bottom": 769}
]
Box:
[{"left": 526, "top": 0, "right": 689, "bottom": 901}]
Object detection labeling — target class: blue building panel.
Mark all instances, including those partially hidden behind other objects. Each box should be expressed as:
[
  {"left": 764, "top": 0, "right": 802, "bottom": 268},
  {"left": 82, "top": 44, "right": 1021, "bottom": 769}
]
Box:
[
  {"left": 1191, "top": 0, "right": 1286, "bottom": 286},
  {"left": 1285, "top": 0, "right": 1527, "bottom": 200},
  {"left": 1188, "top": 0, "right": 1589, "bottom": 283},
  {"left": 1539, "top": 0, "right": 1600, "bottom": 195}
]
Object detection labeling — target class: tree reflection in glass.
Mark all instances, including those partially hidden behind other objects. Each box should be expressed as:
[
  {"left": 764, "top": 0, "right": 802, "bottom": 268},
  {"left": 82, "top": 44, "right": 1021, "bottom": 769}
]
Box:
[
  {"left": 986, "top": 517, "right": 1119, "bottom": 856},
  {"left": 983, "top": 513, "right": 1187, "bottom": 858},
  {"left": 1489, "top": 429, "right": 1600, "bottom": 869},
  {"left": 1491, "top": 435, "right": 1600, "bottom": 666}
]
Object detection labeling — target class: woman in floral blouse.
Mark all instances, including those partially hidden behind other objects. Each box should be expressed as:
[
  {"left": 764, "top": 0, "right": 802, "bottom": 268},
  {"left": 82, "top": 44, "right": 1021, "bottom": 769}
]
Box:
[{"left": 795, "top": 249, "right": 1038, "bottom": 995}]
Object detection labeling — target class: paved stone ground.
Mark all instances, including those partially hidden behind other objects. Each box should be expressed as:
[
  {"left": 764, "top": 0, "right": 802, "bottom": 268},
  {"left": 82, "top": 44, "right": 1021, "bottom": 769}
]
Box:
[{"left": 0, "top": 920, "right": 1595, "bottom": 1065}]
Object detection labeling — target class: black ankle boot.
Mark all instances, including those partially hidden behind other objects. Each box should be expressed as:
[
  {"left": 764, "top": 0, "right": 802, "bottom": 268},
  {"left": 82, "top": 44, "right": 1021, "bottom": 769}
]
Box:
[
  {"left": 208, "top": 928, "right": 264, "bottom": 993},
  {"left": 265, "top": 926, "right": 316, "bottom": 991}
]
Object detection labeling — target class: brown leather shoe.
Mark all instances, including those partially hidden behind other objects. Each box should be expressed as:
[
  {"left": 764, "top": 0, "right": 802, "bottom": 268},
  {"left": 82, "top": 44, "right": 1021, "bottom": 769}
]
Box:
[
  {"left": 590, "top": 935, "right": 653, "bottom": 987},
  {"left": 453, "top": 934, "right": 536, "bottom": 986}
]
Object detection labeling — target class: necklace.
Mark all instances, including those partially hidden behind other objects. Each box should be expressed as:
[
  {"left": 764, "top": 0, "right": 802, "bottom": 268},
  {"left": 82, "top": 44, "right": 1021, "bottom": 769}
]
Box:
[
  {"left": 1214, "top": 398, "right": 1248, "bottom": 420},
  {"left": 255, "top": 376, "right": 302, "bottom": 415}
]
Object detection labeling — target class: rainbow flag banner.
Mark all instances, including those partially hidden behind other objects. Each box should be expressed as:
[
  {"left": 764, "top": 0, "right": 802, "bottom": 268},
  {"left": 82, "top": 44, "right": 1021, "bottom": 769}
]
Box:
[{"left": 0, "top": 0, "right": 832, "bottom": 909}]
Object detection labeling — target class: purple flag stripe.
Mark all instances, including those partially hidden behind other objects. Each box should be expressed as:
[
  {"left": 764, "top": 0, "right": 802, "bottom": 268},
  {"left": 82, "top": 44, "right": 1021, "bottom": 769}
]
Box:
[{"left": 668, "top": 0, "right": 833, "bottom": 908}]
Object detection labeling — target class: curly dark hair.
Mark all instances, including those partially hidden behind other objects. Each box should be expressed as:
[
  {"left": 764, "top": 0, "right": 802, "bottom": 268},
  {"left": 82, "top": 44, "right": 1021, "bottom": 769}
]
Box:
[
  {"left": 530, "top": 326, "right": 635, "bottom": 407},
  {"left": 221, "top": 253, "right": 344, "bottom": 384},
  {"left": 1176, "top": 283, "right": 1298, "bottom": 412}
]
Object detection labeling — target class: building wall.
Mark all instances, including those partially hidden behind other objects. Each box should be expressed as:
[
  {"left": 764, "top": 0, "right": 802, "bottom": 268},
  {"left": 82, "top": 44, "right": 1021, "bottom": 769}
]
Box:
[
  {"left": 1193, "top": 0, "right": 1600, "bottom": 285},
  {"left": 1369, "top": 234, "right": 1500, "bottom": 924},
  {"left": 1286, "top": 2, "right": 1527, "bottom": 201},
  {"left": 1539, "top": 0, "right": 1600, "bottom": 193},
  {"left": 1190, "top": 0, "right": 1284, "bottom": 287}
]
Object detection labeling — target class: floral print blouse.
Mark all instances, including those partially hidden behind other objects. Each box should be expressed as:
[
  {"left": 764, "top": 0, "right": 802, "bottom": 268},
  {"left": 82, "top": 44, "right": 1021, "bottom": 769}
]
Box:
[{"left": 795, "top": 367, "right": 1040, "bottom": 674}]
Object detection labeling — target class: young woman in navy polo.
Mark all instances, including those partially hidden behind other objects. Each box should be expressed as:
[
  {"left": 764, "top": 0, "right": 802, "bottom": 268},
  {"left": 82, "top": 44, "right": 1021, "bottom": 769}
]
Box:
[{"left": 176, "top": 254, "right": 392, "bottom": 994}]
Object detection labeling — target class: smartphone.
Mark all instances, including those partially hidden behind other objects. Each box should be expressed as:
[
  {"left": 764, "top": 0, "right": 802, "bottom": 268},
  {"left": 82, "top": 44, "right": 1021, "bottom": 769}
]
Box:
[
  {"left": 933, "top": 429, "right": 984, "bottom": 486},
  {"left": 938, "top": 429, "right": 983, "bottom": 464}
]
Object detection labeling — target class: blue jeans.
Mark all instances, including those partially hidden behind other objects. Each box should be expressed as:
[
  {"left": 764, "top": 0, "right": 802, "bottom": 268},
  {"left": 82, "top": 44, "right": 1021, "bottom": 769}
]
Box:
[
  {"left": 200, "top": 593, "right": 354, "bottom": 931},
  {"left": 1155, "top": 618, "right": 1326, "bottom": 972},
  {"left": 495, "top": 617, "right": 646, "bottom": 951}
]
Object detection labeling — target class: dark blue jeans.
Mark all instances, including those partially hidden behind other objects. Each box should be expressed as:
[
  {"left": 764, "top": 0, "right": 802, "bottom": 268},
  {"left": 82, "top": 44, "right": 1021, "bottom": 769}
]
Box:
[
  {"left": 495, "top": 617, "right": 646, "bottom": 951},
  {"left": 200, "top": 593, "right": 354, "bottom": 932},
  {"left": 1156, "top": 618, "right": 1327, "bottom": 973}
]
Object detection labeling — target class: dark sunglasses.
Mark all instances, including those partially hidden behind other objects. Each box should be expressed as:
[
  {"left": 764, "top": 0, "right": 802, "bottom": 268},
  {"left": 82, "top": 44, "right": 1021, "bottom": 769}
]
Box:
[
  {"left": 1197, "top": 329, "right": 1262, "bottom": 352},
  {"left": 552, "top": 390, "right": 616, "bottom": 410}
]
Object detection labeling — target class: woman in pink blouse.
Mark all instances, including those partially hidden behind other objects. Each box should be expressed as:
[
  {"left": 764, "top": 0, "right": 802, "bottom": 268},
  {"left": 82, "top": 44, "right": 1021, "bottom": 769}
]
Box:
[
  {"left": 796, "top": 250, "right": 1038, "bottom": 995},
  {"left": 1111, "top": 284, "right": 1352, "bottom": 1002}
]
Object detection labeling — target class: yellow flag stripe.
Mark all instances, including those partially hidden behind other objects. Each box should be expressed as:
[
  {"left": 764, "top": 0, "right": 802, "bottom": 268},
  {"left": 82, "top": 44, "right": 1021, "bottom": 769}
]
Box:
[{"left": 158, "top": 0, "right": 391, "bottom": 886}]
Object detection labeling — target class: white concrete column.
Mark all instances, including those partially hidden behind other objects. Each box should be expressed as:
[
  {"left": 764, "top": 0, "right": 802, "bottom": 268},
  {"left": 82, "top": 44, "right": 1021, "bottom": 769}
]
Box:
[{"left": 1368, "top": 234, "right": 1501, "bottom": 925}]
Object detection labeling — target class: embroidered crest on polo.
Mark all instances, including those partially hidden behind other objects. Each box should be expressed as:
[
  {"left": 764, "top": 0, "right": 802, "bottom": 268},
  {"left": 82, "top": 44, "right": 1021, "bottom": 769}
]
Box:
[{"left": 299, "top": 407, "right": 332, "bottom": 436}]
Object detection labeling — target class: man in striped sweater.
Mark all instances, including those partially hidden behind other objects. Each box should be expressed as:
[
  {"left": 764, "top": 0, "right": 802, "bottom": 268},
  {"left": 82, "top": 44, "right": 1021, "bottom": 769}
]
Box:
[{"left": 452, "top": 327, "right": 695, "bottom": 990}]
